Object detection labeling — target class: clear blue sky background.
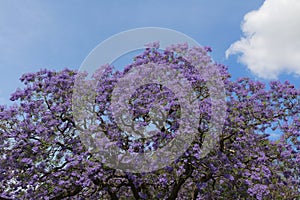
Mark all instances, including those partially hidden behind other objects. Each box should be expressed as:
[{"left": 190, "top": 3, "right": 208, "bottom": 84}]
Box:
[{"left": 0, "top": 0, "right": 299, "bottom": 105}]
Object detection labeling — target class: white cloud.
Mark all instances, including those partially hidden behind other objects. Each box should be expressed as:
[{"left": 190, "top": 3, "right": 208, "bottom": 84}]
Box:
[{"left": 226, "top": 0, "right": 300, "bottom": 79}]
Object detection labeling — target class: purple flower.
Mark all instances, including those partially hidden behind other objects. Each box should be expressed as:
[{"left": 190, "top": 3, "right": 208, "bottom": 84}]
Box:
[{"left": 1, "top": 44, "right": 299, "bottom": 199}]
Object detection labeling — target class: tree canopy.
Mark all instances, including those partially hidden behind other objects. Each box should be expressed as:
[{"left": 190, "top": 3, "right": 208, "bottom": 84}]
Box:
[{"left": 0, "top": 43, "right": 299, "bottom": 199}]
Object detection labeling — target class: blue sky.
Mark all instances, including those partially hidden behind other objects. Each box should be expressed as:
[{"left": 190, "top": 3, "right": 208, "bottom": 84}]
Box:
[{"left": 0, "top": 0, "right": 299, "bottom": 105}]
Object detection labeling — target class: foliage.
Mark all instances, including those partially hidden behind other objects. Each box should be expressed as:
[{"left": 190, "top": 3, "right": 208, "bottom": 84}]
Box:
[{"left": 0, "top": 43, "right": 299, "bottom": 199}]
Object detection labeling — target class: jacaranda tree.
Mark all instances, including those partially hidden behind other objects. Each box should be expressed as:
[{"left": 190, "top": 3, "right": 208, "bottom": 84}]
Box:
[{"left": 0, "top": 43, "right": 299, "bottom": 199}]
